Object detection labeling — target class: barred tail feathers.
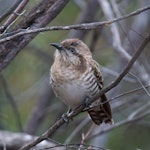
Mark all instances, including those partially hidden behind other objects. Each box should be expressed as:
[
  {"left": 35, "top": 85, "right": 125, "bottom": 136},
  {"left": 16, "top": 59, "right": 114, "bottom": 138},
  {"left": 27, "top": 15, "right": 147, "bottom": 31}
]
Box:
[{"left": 88, "top": 94, "right": 113, "bottom": 125}]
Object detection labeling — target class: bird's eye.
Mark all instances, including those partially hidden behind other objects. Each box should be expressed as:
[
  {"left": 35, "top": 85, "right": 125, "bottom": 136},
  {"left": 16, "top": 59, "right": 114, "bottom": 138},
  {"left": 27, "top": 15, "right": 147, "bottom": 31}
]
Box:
[{"left": 70, "top": 48, "right": 76, "bottom": 53}]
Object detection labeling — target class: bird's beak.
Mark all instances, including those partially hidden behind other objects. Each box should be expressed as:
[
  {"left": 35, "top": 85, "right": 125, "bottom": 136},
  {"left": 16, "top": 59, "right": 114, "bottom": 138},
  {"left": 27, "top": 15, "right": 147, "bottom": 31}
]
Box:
[{"left": 50, "top": 43, "right": 63, "bottom": 51}]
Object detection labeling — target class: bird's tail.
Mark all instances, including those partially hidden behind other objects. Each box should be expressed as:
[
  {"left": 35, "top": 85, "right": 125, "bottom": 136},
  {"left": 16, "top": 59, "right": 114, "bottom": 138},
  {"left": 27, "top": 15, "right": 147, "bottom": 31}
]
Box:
[{"left": 88, "top": 94, "right": 113, "bottom": 125}]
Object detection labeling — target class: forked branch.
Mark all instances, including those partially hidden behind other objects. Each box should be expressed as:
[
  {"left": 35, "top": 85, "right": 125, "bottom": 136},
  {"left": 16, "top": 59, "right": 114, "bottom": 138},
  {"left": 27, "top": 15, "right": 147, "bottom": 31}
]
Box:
[{"left": 0, "top": 5, "right": 149, "bottom": 43}]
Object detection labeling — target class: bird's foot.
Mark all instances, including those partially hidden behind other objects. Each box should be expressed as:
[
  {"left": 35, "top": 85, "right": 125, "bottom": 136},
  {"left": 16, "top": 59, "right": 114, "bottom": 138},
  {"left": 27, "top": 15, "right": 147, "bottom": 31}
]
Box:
[
  {"left": 61, "top": 107, "right": 73, "bottom": 123},
  {"left": 83, "top": 96, "right": 91, "bottom": 107},
  {"left": 61, "top": 113, "right": 69, "bottom": 123},
  {"left": 82, "top": 96, "right": 91, "bottom": 111}
]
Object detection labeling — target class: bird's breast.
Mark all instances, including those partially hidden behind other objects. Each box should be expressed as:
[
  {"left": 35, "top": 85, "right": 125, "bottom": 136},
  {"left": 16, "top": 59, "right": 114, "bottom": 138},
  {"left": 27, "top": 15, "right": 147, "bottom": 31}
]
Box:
[
  {"left": 50, "top": 66, "right": 100, "bottom": 109},
  {"left": 62, "top": 82, "right": 87, "bottom": 108}
]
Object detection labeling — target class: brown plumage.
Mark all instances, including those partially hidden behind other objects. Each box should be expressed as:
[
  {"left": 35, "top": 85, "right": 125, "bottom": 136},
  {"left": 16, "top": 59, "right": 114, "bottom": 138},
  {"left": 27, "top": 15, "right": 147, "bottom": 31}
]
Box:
[{"left": 50, "top": 38, "right": 113, "bottom": 125}]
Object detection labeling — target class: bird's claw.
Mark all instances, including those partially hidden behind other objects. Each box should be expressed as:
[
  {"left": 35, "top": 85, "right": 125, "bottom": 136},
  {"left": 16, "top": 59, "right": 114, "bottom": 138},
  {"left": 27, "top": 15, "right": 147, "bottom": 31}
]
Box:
[
  {"left": 61, "top": 107, "right": 73, "bottom": 123},
  {"left": 61, "top": 113, "right": 69, "bottom": 123},
  {"left": 83, "top": 96, "right": 91, "bottom": 107},
  {"left": 82, "top": 97, "right": 92, "bottom": 112}
]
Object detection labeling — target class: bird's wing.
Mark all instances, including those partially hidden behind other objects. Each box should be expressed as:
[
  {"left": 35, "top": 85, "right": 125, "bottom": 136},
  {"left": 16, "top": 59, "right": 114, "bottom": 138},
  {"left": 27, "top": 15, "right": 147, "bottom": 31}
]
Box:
[{"left": 88, "top": 60, "right": 113, "bottom": 125}]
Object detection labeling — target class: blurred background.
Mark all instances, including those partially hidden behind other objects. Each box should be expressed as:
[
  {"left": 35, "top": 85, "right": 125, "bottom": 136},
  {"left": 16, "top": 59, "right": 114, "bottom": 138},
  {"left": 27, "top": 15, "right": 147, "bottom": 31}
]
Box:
[{"left": 0, "top": 0, "right": 150, "bottom": 149}]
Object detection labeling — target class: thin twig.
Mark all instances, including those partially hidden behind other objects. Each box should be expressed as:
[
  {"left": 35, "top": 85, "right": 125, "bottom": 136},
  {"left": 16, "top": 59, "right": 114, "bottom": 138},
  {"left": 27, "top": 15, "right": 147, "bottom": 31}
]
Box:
[
  {"left": 128, "top": 102, "right": 150, "bottom": 120},
  {"left": 19, "top": 33, "right": 150, "bottom": 150},
  {"left": 88, "top": 110, "right": 150, "bottom": 140},
  {"left": 98, "top": 0, "right": 150, "bottom": 85},
  {"left": 101, "top": 34, "right": 150, "bottom": 94},
  {"left": 100, "top": 66, "right": 135, "bottom": 82},
  {"left": 129, "top": 72, "right": 150, "bottom": 97},
  {"left": 127, "top": 72, "right": 150, "bottom": 120},
  {"left": 0, "top": 5, "right": 149, "bottom": 43},
  {"left": 0, "top": 0, "right": 29, "bottom": 33},
  {"left": 109, "top": 84, "right": 150, "bottom": 103},
  {"left": 79, "top": 124, "right": 95, "bottom": 150},
  {"left": 42, "top": 143, "right": 107, "bottom": 150},
  {"left": 0, "top": 0, "right": 22, "bottom": 22},
  {"left": 0, "top": 0, "right": 69, "bottom": 73},
  {"left": 83, "top": 84, "right": 150, "bottom": 112},
  {"left": 3, "top": 10, "right": 26, "bottom": 34},
  {"left": 64, "top": 117, "right": 90, "bottom": 144}
]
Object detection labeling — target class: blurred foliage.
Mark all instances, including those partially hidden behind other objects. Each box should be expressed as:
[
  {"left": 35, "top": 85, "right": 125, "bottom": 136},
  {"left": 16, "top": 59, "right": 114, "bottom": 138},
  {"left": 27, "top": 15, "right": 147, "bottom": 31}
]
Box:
[{"left": 108, "top": 123, "right": 150, "bottom": 150}]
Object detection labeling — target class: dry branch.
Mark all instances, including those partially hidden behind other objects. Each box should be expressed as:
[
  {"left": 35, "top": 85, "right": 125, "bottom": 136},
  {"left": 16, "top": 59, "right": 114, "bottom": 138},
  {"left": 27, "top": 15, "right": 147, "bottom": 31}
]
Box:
[
  {"left": 0, "top": 130, "right": 64, "bottom": 150},
  {"left": 89, "top": 110, "right": 150, "bottom": 140},
  {"left": 0, "top": 0, "right": 22, "bottom": 22},
  {"left": 98, "top": 0, "right": 150, "bottom": 85},
  {"left": 0, "top": 0, "right": 29, "bottom": 33},
  {"left": 101, "top": 34, "right": 150, "bottom": 94},
  {"left": 0, "top": 0, "right": 69, "bottom": 72},
  {"left": 0, "top": 4, "right": 149, "bottom": 73},
  {"left": 0, "top": 5, "right": 149, "bottom": 44}
]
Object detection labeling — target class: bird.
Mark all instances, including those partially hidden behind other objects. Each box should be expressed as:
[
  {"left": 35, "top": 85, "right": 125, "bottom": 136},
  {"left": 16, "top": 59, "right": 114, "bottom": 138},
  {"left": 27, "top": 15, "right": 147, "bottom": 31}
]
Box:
[{"left": 50, "top": 38, "right": 113, "bottom": 125}]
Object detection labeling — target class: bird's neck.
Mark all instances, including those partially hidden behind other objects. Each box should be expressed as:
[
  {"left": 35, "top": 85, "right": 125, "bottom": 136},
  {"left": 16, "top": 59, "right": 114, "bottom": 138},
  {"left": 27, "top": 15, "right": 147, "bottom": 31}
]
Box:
[{"left": 53, "top": 55, "right": 88, "bottom": 75}]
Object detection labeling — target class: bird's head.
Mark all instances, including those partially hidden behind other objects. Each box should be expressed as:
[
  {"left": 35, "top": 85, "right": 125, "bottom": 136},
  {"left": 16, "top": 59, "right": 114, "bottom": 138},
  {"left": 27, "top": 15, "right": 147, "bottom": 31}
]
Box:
[{"left": 51, "top": 39, "right": 92, "bottom": 67}]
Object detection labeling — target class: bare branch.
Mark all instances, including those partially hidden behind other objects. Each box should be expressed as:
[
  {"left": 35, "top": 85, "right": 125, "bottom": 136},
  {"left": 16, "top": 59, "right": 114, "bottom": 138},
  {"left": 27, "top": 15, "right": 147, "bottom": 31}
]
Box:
[
  {"left": 128, "top": 103, "right": 150, "bottom": 120},
  {"left": 100, "top": 66, "right": 135, "bottom": 83},
  {"left": 110, "top": 84, "right": 150, "bottom": 102},
  {"left": 102, "top": 34, "right": 150, "bottom": 94},
  {"left": 0, "top": 0, "right": 22, "bottom": 23},
  {"left": 0, "top": 0, "right": 69, "bottom": 72},
  {"left": 129, "top": 72, "right": 150, "bottom": 97},
  {"left": 64, "top": 117, "right": 90, "bottom": 144},
  {"left": 69, "top": 0, "right": 99, "bottom": 39},
  {"left": 0, "top": 0, "right": 30, "bottom": 33},
  {"left": 79, "top": 124, "right": 95, "bottom": 150},
  {"left": 0, "top": 130, "right": 64, "bottom": 150},
  {"left": 19, "top": 118, "right": 65, "bottom": 150},
  {"left": 98, "top": 0, "right": 150, "bottom": 84},
  {"left": 88, "top": 110, "right": 150, "bottom": 140},
  {"left": 0, "top": 5, "right": 149, "bottom": 44},
  {"left": 127, "top": 72, "right": 150, "bottom": 120}
]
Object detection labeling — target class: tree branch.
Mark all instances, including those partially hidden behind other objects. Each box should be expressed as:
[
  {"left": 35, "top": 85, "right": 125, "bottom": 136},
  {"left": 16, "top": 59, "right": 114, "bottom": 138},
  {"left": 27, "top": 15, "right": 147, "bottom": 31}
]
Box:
[
  {"left": 0, "top": 5, "right": 149, "bottom": 44},
  {"left": 0, "top": 130, "right": 64, "bottom": 150},
  {"left": 98, "top": 0, "right": 150, "bottom": 85},
  {"left": 0, "top": 0, "right": 69, "bottom": 72},
  {"left": 101, "top": 34, "right": 150, "bottom": 94},
  {"left": 88, "top": 110, "right": 150, "bottom": 140},
  {"left": 0, "top": 0, "right": 22, "bottom": 23},
  {"left": 0, "top": 0, "right": 30, "bottom": 33}
]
